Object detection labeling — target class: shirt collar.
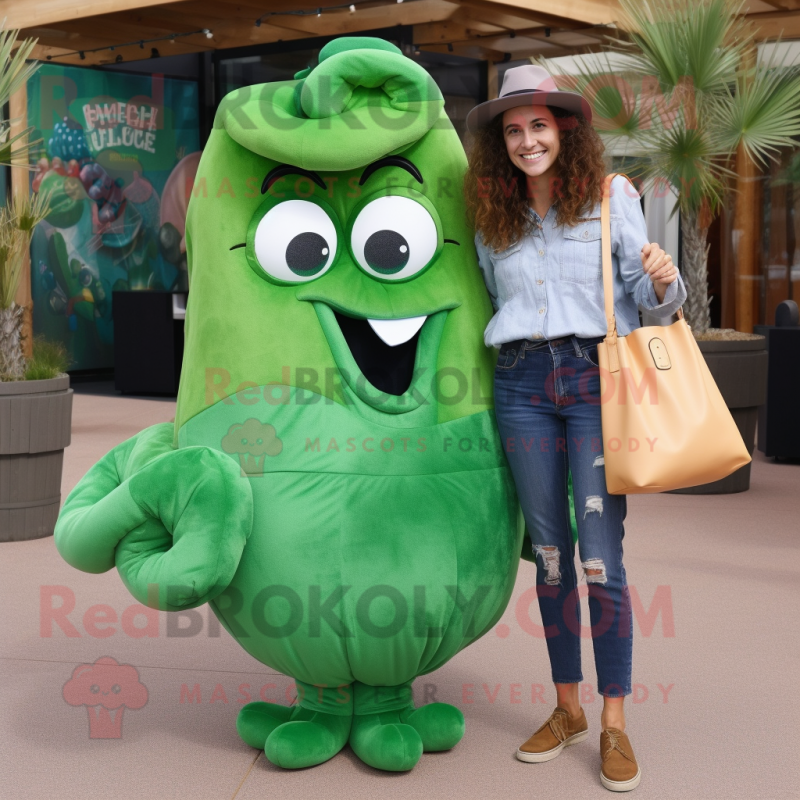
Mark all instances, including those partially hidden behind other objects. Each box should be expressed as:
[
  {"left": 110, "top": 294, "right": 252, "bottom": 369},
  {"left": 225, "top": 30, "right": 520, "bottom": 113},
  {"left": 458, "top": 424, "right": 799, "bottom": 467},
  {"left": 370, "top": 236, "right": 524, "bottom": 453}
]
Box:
[{"left": 527, "top": 205, "right": 553, "bottom": 228}]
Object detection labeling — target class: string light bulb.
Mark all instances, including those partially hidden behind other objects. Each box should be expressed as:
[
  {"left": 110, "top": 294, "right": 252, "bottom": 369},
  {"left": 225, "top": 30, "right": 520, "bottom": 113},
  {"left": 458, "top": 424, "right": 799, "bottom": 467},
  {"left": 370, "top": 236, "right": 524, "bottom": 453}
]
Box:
[
  {"left": 203, "top": 28, "right": 213, "bottom": 38},
  {"left": 255, "top": 0, "right": 417, "bottom": 26}
]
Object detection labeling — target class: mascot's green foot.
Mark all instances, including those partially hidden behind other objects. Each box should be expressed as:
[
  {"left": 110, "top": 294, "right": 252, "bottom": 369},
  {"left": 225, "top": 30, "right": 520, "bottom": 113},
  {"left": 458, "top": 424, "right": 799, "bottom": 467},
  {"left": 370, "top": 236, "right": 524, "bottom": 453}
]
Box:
[
  {"left": 265, "top": 706, "right": 351, "bottom": 769},
  {"left": 236, "top": 702, "right": 294, "bottom": 749},
  {"left": 237, "top": 700, "right": 351, "bottom": 769},
  {"left": 349, "top": 682, "right": 463, "bottom": 771},
  {"left": 349, "top": 702, "right": 464, "bottom": 771},
  {"left": 401, "top": 702, "right": 465, "bottom": 751},
  {"left": 349, "top": 711, "right": 423, "bottom": 772}
]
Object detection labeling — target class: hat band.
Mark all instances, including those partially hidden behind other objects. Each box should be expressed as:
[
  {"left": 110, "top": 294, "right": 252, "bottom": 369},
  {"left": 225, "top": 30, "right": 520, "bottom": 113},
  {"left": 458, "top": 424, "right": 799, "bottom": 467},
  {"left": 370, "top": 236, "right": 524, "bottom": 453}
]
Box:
[{"left": 501, "top": 88, "right": 555, "bottom": 98}]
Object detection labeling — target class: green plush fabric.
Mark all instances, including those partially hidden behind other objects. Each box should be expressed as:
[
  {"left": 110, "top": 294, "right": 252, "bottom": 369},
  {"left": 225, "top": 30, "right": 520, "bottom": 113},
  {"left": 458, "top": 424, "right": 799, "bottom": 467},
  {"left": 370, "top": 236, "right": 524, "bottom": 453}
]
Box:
[
  {"left": 266, "top": 709, "right": 352, "bottom": 770},
  {"left": 54, "top": 424, "right": 252, "bottom": 610},
  {"left": 350, "top": 712, "right": 424, "bottom": 772},
  {"left": 402, "top": 702, "right": 465, "bottom": 751},
  {"left": 218, "top": 41, "right": 443, "bottom": 173},
  {"left": 183, "top": 384, "right": 519, "bottom": 687},
  {"left": 237, "top": 701, "right": 351, "bottom": 769},
  {"left": 177, "top": 36, "right": 490, "bottom": 434},
  {"left": 54, "top": 37, "right": 576, "bottom": 774},
  {"left": 347, "top": 679, "right": 464, "bottom": 771},
  {"left": 239, "top": 682, "right": 462, "bottom": 771}
]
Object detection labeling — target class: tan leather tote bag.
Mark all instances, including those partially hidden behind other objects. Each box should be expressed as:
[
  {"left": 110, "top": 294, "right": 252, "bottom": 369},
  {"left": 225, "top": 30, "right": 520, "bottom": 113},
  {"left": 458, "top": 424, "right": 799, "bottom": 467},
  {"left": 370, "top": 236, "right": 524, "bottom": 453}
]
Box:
[{"left": 596, "top": 174, "right": 751, "bottom": 494}]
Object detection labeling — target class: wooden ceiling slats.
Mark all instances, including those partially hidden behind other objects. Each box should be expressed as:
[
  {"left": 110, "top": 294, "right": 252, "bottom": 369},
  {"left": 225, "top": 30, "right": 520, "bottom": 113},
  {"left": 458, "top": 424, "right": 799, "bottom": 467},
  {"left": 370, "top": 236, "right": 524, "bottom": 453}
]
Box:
[{"left": 13, "top": 0, "right": 800, "bottom": 68}]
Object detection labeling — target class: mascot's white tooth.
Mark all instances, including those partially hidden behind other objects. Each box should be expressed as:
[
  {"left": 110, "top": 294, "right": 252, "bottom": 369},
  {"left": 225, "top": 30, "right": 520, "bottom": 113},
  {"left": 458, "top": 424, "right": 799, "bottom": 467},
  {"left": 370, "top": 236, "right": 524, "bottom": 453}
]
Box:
[{"left": 368, "top": 316, "right": 427, "bottom": 347}]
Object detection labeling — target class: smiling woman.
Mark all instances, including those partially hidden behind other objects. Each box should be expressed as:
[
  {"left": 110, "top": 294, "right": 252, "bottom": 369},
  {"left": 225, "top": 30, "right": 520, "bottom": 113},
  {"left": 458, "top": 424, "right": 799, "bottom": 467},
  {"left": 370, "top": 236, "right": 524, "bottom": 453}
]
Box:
[
  {"left": 464, "top": 105, "right": 606, "bottom": 253},
  {"left": 464, "top": 64, "right": 687, "bottom": 792}
]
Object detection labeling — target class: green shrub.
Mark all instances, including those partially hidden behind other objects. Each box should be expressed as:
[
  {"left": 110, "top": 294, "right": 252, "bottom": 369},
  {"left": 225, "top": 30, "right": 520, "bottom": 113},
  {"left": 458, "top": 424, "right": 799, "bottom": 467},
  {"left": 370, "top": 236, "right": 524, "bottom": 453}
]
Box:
[{"left": 24, "top": 336, "right": 70, "bottom": 380}]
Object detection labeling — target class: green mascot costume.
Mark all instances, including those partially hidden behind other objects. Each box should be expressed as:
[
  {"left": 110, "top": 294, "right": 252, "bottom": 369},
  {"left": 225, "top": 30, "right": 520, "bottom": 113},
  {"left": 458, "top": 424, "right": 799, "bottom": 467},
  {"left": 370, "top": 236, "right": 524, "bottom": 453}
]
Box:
[{"left": 55, "top": 38, "right": 552, "bottom": 772}]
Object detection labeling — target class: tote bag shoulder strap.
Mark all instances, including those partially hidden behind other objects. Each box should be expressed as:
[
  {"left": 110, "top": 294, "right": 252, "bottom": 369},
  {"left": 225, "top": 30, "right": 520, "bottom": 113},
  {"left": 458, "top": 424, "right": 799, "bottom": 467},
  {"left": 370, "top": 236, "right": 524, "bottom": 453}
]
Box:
[
  {"left": 600, "top": 172, "right": 683, "bottom": 374},
  {"left": 600, "top": 173, "right": 631, "bottom": 373}
]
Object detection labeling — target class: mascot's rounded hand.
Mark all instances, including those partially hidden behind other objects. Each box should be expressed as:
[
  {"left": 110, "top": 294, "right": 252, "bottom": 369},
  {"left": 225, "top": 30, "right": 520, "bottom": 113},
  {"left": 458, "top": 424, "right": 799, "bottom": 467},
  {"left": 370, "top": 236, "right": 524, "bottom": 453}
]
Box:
[{"left": 55, "top": 423, "right": 252, "bottom": 610}]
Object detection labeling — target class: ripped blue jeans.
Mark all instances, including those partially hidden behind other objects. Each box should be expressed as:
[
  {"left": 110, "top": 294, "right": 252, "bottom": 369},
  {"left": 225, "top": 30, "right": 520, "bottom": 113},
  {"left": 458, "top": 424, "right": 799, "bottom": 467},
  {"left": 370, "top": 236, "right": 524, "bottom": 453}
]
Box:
[{"left": 494, "top": 335, "right": 632, "bottom": 698}]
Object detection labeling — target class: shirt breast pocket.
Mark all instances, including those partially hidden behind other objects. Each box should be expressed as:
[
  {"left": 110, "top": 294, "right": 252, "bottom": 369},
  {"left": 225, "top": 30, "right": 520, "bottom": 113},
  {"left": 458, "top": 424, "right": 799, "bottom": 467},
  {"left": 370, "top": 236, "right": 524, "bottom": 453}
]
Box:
[
  {"left": 491, "top": 240, "right": 523, "bottom": 300},
  {"left": 560, "top": 220, "right": 602, "bottom": 284}
]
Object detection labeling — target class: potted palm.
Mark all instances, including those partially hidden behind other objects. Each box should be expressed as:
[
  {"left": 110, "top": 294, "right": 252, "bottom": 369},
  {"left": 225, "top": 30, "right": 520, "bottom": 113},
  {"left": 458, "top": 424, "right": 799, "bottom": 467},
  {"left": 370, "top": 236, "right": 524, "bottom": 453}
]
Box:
[
  {"left": 0, "top": 26, "right": 73, "bottom": 541},
  {"left": 542, "top": 0, "right": 800, "bottom": 492}
]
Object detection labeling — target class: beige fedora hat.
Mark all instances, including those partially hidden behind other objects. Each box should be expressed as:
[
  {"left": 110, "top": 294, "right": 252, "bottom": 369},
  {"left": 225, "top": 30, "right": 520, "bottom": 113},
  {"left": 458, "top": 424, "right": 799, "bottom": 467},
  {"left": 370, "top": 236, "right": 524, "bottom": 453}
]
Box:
[{"left": 466, "top": 64, "right": 592, "bottom": 133}]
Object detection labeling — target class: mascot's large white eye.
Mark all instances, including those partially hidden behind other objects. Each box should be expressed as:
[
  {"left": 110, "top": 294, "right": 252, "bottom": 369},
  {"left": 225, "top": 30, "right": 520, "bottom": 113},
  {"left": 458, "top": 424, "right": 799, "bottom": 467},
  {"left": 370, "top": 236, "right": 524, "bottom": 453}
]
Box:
[
  {"left": 252, "top": 200, "right": 337, "bottom": 283},
  {"left": 350, "top": 195, "right": 439, "bottom": 281}
]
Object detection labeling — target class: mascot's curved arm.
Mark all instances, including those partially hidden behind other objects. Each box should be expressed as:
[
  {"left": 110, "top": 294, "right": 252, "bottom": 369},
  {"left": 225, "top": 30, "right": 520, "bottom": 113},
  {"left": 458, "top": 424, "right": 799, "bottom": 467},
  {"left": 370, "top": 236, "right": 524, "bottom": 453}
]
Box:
[{"left": 55, "top": 423, "right": 253, "bottom": 610}]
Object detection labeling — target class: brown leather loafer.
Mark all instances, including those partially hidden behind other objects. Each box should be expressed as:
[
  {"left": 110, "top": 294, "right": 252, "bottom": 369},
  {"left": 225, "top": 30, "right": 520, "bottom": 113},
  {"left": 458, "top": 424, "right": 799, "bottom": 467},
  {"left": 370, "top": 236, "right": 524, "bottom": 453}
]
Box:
[
  {"left": 600, "top": 727, "right": 641, "bottom": 791},
  {"left": 516, "top": 706, "right": 589, "bottom": 763}
]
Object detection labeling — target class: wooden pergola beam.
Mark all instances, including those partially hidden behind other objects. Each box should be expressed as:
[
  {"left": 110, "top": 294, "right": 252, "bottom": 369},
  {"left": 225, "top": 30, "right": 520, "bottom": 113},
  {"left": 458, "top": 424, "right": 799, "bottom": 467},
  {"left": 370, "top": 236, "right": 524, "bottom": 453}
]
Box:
[
  {"left": 32, "top": 42, "right": 215, "bottom": 67},
  {"left": 457, "top": 0, "right": 616, "bottom": 27},
  {"left": 20, "top": 0, "right": 464, "bottom": 63},
  {"left": 750, "top": 1, "right": 800, "bottom": 10},
  {"left": 114, "top": 0, "right": 384, "bottom": 31},
  {"left": 415, "top": 21, "right": 604, "bottom": 54},
  {"left": 0, "top": 0, "right": 183, "bottom": 30},
  {"left": 231, "top": 0, "right": 459, "bottom": 38},
  {"left": 743, "top": 9, "right": 800, "bottom": 39},
  {"left": 456, "top": 0, "right": 601, "bottom": 29},
  {"left": 15, "top": 2, "right": 799, "bottom": 67},
  {"left": 28, "top": 18, "right": 217, "bottom": 50},
  {"left": 413, "top": 19, "right": 504, "bottom": 46},
  {"left": 28, "top": 27, "right": 215, "bottom": 63},
  {"left": 108, "top": 4, "right": 316, "bottom": 48}
]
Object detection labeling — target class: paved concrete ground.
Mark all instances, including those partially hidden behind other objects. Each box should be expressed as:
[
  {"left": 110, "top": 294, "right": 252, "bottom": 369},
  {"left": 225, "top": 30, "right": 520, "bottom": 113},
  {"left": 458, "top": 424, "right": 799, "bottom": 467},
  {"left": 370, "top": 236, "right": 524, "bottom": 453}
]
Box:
[{"left": 1, "top": 383, "right": 798, "bottom": 799}]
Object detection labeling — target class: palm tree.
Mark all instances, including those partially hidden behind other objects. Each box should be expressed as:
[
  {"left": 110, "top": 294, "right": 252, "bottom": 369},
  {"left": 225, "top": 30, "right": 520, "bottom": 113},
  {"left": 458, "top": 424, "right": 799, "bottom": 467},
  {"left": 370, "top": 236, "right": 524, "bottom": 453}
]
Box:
[
  {"left": 0, "top": 193, "right": 50, "bottom": 379},
  {"left": 541, "top": 0, "right": 800, "bottom": 334},
  {"left": 0, "top": 25, "right": 47, "bottom": 380}
]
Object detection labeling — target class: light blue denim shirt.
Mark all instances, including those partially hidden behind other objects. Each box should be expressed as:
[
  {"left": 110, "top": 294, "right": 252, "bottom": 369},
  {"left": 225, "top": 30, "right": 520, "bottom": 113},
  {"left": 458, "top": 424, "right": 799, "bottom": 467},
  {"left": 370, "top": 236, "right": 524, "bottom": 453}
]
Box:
[{"left": 475, "top": 175, "right": 687, "bottom": 347}]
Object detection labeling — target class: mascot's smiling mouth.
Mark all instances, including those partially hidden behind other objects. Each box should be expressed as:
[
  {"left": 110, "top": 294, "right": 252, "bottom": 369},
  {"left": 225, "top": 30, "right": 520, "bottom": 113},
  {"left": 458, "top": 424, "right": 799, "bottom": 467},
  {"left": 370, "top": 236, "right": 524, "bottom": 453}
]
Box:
[
  {"left": 311, "top": 301, "right": 454, "bottom": 410},
  {"left": 333, "top": 311, "right": 425, "bottom": 396}
]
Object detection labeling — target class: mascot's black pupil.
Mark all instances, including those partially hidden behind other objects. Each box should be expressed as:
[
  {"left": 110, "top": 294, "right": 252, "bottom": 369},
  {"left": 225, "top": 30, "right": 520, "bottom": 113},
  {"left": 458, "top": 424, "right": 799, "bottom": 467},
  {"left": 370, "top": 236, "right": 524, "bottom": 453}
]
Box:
[
  {"left": 365, "top": 230, "right": 409, "bottom": 274},
  {"left": 286, "top": 232, "right": 330, "bottom": 275}
]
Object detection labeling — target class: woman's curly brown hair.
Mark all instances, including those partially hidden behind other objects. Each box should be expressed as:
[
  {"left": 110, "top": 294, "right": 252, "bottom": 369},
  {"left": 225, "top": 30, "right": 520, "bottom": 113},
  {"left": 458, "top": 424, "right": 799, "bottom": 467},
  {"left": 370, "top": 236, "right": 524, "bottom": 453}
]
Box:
[{"left": 464, "top": 105, "right": 606, "bottom": 252}]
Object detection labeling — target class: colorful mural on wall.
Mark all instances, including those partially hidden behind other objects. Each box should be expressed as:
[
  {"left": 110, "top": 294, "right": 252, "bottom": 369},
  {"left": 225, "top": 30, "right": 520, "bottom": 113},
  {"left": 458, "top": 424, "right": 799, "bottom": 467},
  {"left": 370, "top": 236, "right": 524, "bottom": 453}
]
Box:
[{"left": 27, "top": 65, "right": 200, "bottom": 371}]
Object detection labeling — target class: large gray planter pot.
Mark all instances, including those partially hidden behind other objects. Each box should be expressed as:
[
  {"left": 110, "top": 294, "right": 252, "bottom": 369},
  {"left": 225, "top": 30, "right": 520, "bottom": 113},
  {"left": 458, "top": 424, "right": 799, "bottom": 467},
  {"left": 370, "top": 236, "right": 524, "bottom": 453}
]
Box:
[
  {"left": 0, "top": 375, "right": 73, "bottom": 541},
  {"left": 672, "top": 337, "right": 767, "bottom": 494}
]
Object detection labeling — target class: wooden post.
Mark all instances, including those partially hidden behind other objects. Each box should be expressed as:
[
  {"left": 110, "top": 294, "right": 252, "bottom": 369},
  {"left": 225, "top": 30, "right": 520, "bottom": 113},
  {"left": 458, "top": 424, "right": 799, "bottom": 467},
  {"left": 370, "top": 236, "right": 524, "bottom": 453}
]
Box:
[
  {"left": 719, "top": 157, "right": 736, "bottom": 329},
  {"left": 732, "top": 46, "right": 762, "bottom": 333},
  {"left": 9, "top": 80, "right": 33, "bottom": 359},
  {"left": 487, "top": 60, "right": 499, "bottom": 100},
  {"left": 732, "top": 143, "right": 762, "bottom": 333}
]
